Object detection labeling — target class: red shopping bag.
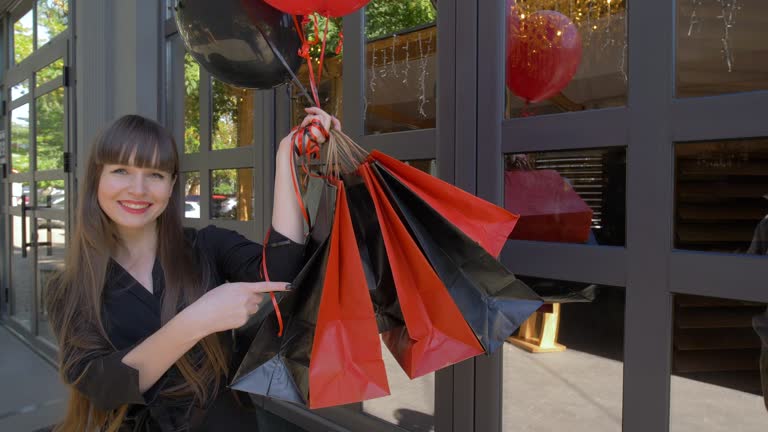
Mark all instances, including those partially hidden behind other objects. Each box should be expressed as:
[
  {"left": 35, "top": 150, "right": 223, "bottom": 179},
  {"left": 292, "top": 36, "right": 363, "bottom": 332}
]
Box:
[
  {"left": 369, "top": 151, "right": 518, "bottom": 258},
  {"left": 308, "top": 180, "right": 390, "bottom": 408},
  {"left": 504, "top": 169, "right": 593, "bottom": 243},
  {"left": 360, "top": 164, "right": 484, "bottom": 379}
]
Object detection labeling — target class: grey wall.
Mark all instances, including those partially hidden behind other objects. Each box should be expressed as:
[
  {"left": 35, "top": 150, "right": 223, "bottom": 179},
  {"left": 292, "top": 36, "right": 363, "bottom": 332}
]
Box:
[{"left": 75, "top": 0, "right": 162, "bottom": 182}]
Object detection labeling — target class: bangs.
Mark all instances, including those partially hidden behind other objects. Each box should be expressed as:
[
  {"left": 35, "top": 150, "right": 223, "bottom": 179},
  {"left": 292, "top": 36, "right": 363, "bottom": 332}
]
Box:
[{"left": 95, "top": 115, "right": 177, "bottom": 174}]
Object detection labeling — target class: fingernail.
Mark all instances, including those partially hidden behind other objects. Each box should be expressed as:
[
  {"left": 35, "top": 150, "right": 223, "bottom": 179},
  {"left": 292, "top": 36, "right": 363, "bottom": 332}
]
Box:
[{"left": 285, "top": 284, "right": 293, "bottom": 291}]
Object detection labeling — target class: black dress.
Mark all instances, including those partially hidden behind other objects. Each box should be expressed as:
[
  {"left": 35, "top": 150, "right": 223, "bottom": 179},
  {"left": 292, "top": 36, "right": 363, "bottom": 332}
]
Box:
[{"left": 66, "top": 225, "right": 307, "bottom": 431}]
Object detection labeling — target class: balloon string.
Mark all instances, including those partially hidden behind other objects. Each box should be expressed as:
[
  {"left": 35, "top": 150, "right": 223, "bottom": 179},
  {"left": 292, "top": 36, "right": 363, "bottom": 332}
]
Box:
[
  {"left": 293, "top": 15, "right": 321, "bottom": 107},
  {"left": 250, "top": 17, "right": 315, "bottom": 107}
]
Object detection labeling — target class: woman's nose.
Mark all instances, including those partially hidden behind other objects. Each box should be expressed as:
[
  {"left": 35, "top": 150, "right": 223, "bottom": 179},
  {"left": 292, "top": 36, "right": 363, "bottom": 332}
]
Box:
[{"left": 127, "top": 174, "right": 147, "bottom": 195}]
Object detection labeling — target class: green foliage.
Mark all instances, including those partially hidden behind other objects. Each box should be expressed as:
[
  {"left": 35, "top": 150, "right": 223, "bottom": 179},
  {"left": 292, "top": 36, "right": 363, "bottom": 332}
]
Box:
[
  {"left": 36, "top": 88, "right": 65, "bottom": 171},
  {"left": 37, "top": 0, "right": 68, "bottom": 46},
  {"left": 180, "top": 0, "right": 436, "bottom": 196},
  {"left": 365, "top": 0, "right": 436, "bottom": 40},
  {"left": 184, "top": 53, "right": 201, "bottom": 154}
]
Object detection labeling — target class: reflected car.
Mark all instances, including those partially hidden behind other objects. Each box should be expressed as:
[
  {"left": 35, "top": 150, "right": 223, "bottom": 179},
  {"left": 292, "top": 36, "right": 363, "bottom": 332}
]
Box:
[{"left": 185, "top": 202, "right": 200, "bottom": 219}]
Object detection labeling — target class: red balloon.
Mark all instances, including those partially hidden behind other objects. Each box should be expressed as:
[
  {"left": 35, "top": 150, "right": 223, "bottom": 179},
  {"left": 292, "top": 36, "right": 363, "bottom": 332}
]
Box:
[
  {"left": 264, "top": 0, "right": 370, "bottom": 17},
  {"left": 506, "top": 10, "right": 582, "bottom": 103}
]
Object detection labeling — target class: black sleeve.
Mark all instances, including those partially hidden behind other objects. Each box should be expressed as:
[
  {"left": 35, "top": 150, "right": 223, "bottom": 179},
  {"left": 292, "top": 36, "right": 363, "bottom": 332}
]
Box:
[
  {"left": 65, "top": 344, "right": 165, "bottom": 411},
  {"left": 196, "top": 225, "right": 305, "bottom": 284}
]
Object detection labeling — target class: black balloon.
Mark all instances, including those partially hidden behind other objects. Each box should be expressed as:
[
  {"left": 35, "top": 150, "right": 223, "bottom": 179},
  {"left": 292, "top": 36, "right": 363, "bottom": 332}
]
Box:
[{"left": 175, "top": 0, "right": 302, "bottom": 89}]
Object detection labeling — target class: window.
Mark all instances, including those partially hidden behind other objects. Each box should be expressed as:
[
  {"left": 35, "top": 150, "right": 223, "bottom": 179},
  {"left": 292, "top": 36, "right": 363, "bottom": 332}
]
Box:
[
  {"left": 504, "top": 0, "right": 628, "bottom": 118},
  {"left": 676, "top": 0, "right": 768, "bottom": 98},
  {"left": 674, "top": 139, "right": 768, "bottom": 254},
  {"left": 503, "top": 147, "right": 626, "bottom": 246}
]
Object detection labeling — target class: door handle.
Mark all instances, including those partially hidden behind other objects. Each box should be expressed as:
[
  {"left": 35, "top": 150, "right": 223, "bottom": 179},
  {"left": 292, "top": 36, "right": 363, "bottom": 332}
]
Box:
[
  {"left": 21, "top": 194, "right": 31, "bottom": 258},
  {"left": 21, "top": 195, "right": 54, "bottom": 257}
]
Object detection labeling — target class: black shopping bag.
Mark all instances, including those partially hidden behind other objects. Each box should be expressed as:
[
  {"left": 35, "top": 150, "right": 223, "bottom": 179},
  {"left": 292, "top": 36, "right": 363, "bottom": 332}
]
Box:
[
  {"left": 343, "top": 173, "right": 404, "bottom": 334},
  {"left": 372, "top": 163, "right": 543, "bottom": 354},
  {"left": 229, "top": 180, "right": 337, "bottom": 404}
]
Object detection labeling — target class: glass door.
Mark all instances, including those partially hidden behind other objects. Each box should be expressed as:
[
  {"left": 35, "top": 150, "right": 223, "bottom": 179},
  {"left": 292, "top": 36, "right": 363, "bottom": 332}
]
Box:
[{"left": 4, "top": 30, "right": 69, "bottom": 350}]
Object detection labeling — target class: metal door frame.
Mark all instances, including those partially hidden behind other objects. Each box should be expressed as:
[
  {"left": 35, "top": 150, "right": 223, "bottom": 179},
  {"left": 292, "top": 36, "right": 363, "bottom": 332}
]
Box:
[{"left": 1, "top": 0, "right": 72, "bottom": 361}]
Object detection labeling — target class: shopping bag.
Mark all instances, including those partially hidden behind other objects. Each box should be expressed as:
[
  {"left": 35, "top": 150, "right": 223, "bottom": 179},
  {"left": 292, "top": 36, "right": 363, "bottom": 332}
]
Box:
[
  {"left": 372, "top": 163, "right": 543, "bottom": 353},
  {"left": 504, "top": 169, "right": 593, "bottom": 243},
  {"left": 231, "top": 180, "right": 389, "bottom": 409},
  {"left": 360, "top": 164, "right": 484, "bottom": 379},
  {"left": 230, "top": 180, "right": 337, "bottom": 405},
  {"left": 342, "top": 173, "right": 404, "bottom": 334},
  {"left": 369, "top": 150, "right": 519, "bottom": 257},
  {"left": 307, "top": 180, "right": 390, "bottom": 408}
]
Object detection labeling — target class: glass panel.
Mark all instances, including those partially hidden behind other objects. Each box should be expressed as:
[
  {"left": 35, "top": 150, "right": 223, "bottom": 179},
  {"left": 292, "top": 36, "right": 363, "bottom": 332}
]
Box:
[
  {"left": 12, "top": 80, "right": 30, "bottom": 100},
  {"left": 210, "top": 168, "right": 253, "bottom": 220},
  {"left": 11, "top": 104, "right": 31, "bottom": 174},
  {"left": 504, "top": 0, "right": 628, "bottom": 118},
  {"left": 365, "top": 0, "right": 437, "bottom": 134},
  {"left": 184, "top": 52, "right": 201, "bottom": 154},
  {"left": 674, "top": 139, "right": 768, "bottom": 253},
  {"left": 14, "top": 10, "right": 33, "bottom": 64},
  {"left": 670, "top": 294, "right": 766, "bottom": 431},
  {"left": 405, "top": 159, "right": 436, "bottom": 176},
  {"left": 37, "top": 179, "right": 65, "bottom": 209},
  {"left": 291, "top": 16, "right": 344, "bottom": 126},
  {"left": 362, "top": 345, "right": 435, "bottom": 430},
  {"left": 36, "top": 58, "right": 64, "bottom": 87},
  {"left": 36, "top": 87, "right": 66, "bottom": 171},
  {"left": 211, "top": 78, "right": 255, "bottom": 151},
  {"left": 37, "top": 0, "right": 69, "bottom": 47},
  {"left": 12, "top": 182, "right": 31, "bottom": 207},
  {"left": 183, "top": 172, "right": 201, "bottom": 219},
  {"left": 504, "top": 278, "right": 625, "bottom": 431},
  {"left": 10, "top": 215, "right": 34, "bottom": 330},
  {"left": 503, "top": 148, "right": 626, "bottom": 246},
  {"left": 676, "top": 0, "right": 768, "bottom": 98},
  {"left": 37, "top": 218, "right": 65, "bottom": 343}
]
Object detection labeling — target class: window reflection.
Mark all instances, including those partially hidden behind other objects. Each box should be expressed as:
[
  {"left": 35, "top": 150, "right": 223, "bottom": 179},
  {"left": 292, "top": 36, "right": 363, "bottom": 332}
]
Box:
[
  {"left": 37, "top": 59, "right": 64, "bottom": 87},
  {"left": 504, "top": 148, "right": 626, "bottom": 246},
  {"left": 211, "top": 79, "right": 255, "bottom": 151},
  {"left": 37, "top": 0, "right": 69, "bottom": 47},
  {"left": 37, "top": 180, "right": 65, "bottom": 209},
  {"left": 183, "top": 172, "right": 201, "bottom": 219},
  {"left": 14, "top": 10, "right": 33, "bottom": 64},
  {"left": 365, "top": 0, "right": 437, "bottom": 134},
  {"left": 670, "top": 294, "right": 767, "bottom": 431},
  {"left": 12, "top": 80, "right": 30, "bottom": 100},
  {"left": 676, "top": 0, "right": 768, "bottom": 98},
  {"left": 184, "top": 53, "right": 201, "bottom": 154},
  {"left": 210, "top": 168, "right": 253, "bottom": 221},
  {"left": 36, "top": 87, "right": 66, "bottom": 171},
  {"left": 504, "top": 0, "right": 627, "bottom": 118},
  {"left": 674, "top": 139, "right": 768, "bottom": 254},
  {"left": 505, "top": 278, "right": 624, "bottom": 431},
  {"left": 11, "top": 104, "right": 31, "bottom": 174},
  {"left": 36, "top": 218, "right": 66, "bottom": 344},
  {"left": 11, "top": 182, "right": 31, "bottom": 207}
]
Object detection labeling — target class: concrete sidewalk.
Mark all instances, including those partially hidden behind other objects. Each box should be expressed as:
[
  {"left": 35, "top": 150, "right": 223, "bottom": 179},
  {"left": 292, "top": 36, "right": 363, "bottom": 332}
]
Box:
[{"left": 0, "top": 325, "right": 66, "bottom": 432}]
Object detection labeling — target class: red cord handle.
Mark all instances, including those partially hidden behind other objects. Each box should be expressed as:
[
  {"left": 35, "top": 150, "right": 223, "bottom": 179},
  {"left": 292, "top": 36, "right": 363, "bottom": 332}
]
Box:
[{"left": 262, "top": 119, "right": 329, "bottom": 337}]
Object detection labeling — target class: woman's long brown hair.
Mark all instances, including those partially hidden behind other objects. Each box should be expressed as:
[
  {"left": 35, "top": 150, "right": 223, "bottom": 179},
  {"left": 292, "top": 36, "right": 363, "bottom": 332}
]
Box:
[{"left": 46, "top": 115, "right": 229, "bottom": 431}]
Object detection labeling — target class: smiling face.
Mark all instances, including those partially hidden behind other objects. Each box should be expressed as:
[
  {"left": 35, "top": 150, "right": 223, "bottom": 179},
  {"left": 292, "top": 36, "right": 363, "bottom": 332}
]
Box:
[{"left": 97, "top": 163, "right": 176, "bottom": 233}]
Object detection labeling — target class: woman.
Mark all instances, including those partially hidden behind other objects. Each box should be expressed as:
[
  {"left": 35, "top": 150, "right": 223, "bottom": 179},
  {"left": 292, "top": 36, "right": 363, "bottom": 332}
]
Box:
[{"left": 46, "top": 108, "right": 339, "bottom": 431}]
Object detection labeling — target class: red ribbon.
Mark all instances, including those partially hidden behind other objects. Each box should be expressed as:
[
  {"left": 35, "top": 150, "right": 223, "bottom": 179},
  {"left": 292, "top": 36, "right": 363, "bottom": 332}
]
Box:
[{"left": 264, "top": 119, "right": 329, "bottom": 337}]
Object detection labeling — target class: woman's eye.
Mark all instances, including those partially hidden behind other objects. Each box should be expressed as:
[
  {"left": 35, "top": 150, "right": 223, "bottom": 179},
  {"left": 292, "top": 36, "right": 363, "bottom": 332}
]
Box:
[
  {"left": 112, "top": 168, "right": 128, "bottom": 174},
  {"left": 151, "top": 172, "right": 165, "bottom": 179}
]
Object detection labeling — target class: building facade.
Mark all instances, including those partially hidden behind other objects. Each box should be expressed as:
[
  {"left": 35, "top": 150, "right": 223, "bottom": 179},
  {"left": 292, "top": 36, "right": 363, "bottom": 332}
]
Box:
[{"left": 0, "top": 0, "right": 766, "bottom": 431}]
